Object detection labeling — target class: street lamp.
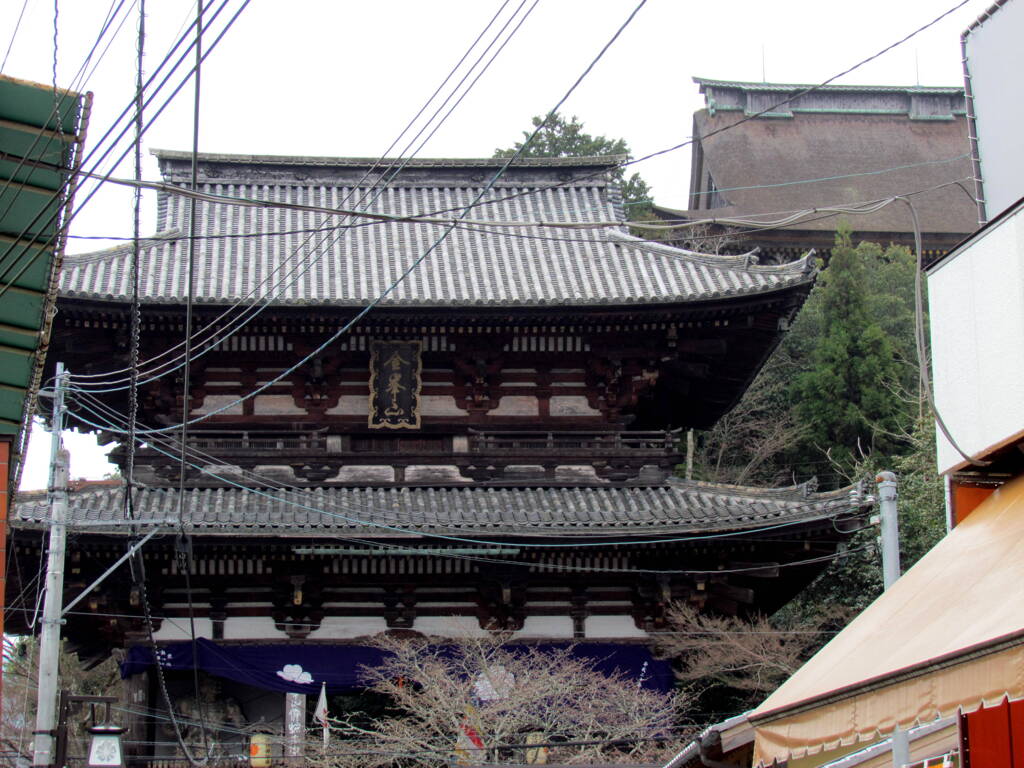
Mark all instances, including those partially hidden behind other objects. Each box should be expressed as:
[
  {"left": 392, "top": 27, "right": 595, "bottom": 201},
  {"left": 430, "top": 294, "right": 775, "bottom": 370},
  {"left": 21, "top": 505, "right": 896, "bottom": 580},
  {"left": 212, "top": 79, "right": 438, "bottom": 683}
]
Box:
[
  {"left": 87, "top": 722, "right": 127, "bottom": 768},
  {"left": 53, "top": 693, "right": 126, "bottom": 768}
]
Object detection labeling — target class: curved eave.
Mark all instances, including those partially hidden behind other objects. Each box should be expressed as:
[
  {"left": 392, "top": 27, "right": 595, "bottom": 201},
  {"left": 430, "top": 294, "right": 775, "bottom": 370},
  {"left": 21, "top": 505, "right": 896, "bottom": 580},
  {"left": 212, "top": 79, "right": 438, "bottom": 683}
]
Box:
[{"left": 10, "top": 479, "right": 871, "bottom": 539}]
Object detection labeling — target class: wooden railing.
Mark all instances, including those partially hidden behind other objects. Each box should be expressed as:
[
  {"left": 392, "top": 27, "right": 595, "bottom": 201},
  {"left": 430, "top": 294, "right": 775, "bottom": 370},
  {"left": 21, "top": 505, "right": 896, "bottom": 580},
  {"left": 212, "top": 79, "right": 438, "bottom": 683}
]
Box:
[
  {"left": 468, "top": 430, "right": 680, "bottom": 455},
  {"left": 187, "top": 430, "right": 328, "bottom": 453},
  {"left": 146, "top": 430, "right": 680, "bottom": 459}
]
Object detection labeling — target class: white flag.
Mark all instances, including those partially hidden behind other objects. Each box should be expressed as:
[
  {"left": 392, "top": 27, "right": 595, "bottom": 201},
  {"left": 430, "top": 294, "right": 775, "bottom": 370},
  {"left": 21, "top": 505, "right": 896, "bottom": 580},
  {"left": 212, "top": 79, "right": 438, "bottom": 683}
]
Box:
[{"left": 313, "top": 682, "right": 329, "bottom": 746}]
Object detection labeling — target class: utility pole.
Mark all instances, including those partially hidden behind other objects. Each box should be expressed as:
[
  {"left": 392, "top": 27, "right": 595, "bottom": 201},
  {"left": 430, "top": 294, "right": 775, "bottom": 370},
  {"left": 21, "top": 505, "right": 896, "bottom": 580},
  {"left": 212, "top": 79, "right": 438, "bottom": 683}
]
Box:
[
  {"left": 876, "top": 471, "right": 909, "bottom": 767},
  {"left": 33, "top": 363, "right": 68, "bottom": 768}
]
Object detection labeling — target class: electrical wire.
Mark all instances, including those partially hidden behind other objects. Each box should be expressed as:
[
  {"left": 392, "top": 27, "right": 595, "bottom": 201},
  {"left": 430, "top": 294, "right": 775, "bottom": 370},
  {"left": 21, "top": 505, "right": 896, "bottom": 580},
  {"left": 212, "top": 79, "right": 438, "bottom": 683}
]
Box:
[
  {"left": 0, "top": 0, "right": 31, "bottom": 72},
  {"left": 683, "top": 154, "right": 971, "bottom": 200},
  {"left": 0, "top": 0, "right": 137, "bottom": 227},
  {"left": 1, "top": 605, "right": 846, "bottom": 639},
  {"left": 157, "top": 3, "right": 213, "bottom": 762},
  {"left": 1, "top": 0, "right": 973, "bottom": 312},
  {"left": 59, "top": 155, "right": 973, "bottom": 247},
  {"left": 53, "top": 189, "right": 914, "bottom": 396},
  {"left": 902, "top": 195, "right": 988, "bottom": 467},
  {"left": 317, "top": 0, "right": 979, "bottom": 232},
  {"left": 37, "top": 391, "right": 872, "bottom": 578},
  {"left": 53, "top": 0, "right": 981, "bottom": 394},
  {"left": 77, "top": 164, "right": 959, "bottom": 231},
  {"left": 41, "top": 174, "right": 962, "bottom": 399}
]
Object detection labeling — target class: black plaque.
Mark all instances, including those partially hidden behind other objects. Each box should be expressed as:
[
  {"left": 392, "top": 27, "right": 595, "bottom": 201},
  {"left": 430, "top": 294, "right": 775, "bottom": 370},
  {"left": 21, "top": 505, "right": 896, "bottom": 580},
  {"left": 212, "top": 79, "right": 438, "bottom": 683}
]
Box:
[{"left": 368, "top": 340, "right": 422, "bottom": 429}]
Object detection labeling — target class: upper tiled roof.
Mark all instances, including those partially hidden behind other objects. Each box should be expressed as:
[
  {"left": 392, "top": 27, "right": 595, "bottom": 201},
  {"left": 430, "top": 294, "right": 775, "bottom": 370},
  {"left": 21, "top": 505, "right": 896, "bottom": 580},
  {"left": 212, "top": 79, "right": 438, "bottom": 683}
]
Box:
[
  {"left": 12, "top": 477, "right": 868, "bottom": 538},
  {"left": 59, "top": 151, "right": 816, "bottom": 308}
]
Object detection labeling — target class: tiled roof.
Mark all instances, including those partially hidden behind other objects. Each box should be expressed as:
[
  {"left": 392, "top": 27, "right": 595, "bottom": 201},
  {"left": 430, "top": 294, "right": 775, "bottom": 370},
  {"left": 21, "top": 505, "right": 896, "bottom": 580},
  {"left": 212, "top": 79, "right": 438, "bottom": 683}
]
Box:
[
  {"left": 59, "top": 152, "right": 816, "bottom": 308},
  {"left": 12, "top": 478, "right": 868, "bottom": 538},
  {"left": 688, "top": 109, "right": 976, "bottom": 235}
]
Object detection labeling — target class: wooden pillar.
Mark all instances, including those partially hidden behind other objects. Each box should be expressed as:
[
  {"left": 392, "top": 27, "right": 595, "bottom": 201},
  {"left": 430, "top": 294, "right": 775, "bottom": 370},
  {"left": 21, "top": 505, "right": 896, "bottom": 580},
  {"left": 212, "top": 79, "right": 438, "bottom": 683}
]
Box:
[{"left": 284, "top": 692, "right": 306, "bottom": 764}]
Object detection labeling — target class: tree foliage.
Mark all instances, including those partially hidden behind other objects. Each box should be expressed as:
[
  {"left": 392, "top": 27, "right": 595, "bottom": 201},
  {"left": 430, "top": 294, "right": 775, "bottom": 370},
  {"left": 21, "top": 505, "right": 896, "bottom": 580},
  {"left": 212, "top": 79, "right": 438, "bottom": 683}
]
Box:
[
  {"left": 309, "top": 635, "right": 688, "bottom": 768},
  {"left": 494, "top": 112, "right": 652, "bottom": 215},
  {"left": 659, "top": 603, "right": 849, "bottom": 716},
  {"left": 787, "top": 417, "right": 947, "bottom": 615}
]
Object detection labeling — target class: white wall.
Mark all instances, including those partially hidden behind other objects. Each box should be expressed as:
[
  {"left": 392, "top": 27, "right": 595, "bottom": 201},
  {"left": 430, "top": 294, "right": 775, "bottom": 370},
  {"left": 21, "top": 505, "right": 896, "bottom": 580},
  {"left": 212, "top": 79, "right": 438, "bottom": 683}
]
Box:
[
  {"left": 152, "top": 617, "right": 214, "bottom": 641},
  {"left": 965, "top": 0, "right": 1024, "bottom": 220},
  {"left": 928, "top": 202, "right": 1024, "bottom": 473}
]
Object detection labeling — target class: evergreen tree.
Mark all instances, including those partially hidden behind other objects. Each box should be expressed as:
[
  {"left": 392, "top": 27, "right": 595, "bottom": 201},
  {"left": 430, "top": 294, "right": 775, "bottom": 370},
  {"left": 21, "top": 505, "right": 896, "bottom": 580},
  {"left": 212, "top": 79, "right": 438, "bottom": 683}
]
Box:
[
  {"left": 791, "top": 230, "right": 907, "bottom": 472},
  {"left": 494, "top": 112, "right": 651, "bottom": 215}
]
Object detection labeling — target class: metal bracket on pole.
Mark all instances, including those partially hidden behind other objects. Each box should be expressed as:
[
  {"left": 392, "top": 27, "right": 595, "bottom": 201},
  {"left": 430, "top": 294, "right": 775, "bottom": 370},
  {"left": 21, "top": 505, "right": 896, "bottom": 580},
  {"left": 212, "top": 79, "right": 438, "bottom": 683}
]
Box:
[{"left": 61, "top": 526, "right": 164, "bottom": 617}]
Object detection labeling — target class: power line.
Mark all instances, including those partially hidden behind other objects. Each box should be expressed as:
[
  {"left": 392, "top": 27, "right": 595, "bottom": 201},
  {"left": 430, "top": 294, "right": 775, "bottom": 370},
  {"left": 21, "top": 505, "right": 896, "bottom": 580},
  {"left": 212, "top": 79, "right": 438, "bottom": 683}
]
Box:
[
  {"left": 341, "top": 0, "right": 979, "bottom": 230},
  {"left": 52, "top": 2, "right": 980, "bottom": 396},
  {"left": 0, "top": 0, "right": 31, "bottom": 72},
  {"left": 34, "top": 390, "right": 874, "bottom": 578},
  {"left": 59, "top": 154, "right": 972, "bottom": 246},
  {"left": 620, "top": 0, "right": 975, "bottom": 173},
  {"left": 682, "top": 154, "right": 971, "bottom": 200},
  {"left": 0, "top": 606, "right": 847, "bottom": 637}
]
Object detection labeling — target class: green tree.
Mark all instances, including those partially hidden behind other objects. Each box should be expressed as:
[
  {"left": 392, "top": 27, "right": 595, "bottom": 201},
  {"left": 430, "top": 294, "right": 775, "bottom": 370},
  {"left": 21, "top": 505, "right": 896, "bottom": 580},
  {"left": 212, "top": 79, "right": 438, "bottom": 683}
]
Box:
[
  {"left": 690, "top": 231, "right": 922, "bottom": 487},
  {"left": 790, "top": 230, "right": 910, "bottom": 473},
  {"left": 494, "top": 112, "right": 652, "bottom": 216}
]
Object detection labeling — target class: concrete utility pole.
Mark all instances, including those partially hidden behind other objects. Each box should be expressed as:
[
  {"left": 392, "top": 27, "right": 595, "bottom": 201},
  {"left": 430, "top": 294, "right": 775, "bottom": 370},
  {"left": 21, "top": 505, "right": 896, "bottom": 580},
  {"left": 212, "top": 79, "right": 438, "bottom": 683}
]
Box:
[
  {"left": 33, "top": 363, "right": 68, "bottom": 767},
  {"left": 876, "top": 471, "right": 909, "bottom": 767},
  {"left": 877, "top": 471, "right": 902, "bottom": 590}
]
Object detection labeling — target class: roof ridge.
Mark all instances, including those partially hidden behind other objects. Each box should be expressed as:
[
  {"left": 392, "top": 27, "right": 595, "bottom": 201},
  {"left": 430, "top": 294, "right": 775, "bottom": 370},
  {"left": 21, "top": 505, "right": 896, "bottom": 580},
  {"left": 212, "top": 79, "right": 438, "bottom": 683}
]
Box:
[
  {"left": 692, "top": 76, "right": 965, "bottom": 95},
  {"left": 151, "top": 149, "right": 628, "bottom": 168}
]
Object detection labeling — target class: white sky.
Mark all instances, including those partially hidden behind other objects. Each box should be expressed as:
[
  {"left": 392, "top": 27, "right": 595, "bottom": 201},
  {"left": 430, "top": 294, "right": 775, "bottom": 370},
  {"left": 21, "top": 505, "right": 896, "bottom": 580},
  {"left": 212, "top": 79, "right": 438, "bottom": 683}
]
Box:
[{"left": 4, "top": 0, "right": 992, "bottom": 489}]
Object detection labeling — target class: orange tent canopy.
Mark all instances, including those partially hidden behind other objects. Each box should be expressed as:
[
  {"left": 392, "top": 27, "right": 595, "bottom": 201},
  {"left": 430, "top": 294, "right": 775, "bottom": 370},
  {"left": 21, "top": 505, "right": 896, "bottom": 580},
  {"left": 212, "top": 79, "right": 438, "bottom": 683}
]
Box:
[{"left": 750, "top": 475, "right": 1024, "bottom": 763}]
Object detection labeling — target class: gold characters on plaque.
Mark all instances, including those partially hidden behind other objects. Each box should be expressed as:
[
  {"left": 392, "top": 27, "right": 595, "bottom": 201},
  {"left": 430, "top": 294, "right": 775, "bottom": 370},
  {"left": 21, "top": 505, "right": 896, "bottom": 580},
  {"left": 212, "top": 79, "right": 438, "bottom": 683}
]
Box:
[{"left": 369, "top": 341, "right": 421, "bottom": 429}]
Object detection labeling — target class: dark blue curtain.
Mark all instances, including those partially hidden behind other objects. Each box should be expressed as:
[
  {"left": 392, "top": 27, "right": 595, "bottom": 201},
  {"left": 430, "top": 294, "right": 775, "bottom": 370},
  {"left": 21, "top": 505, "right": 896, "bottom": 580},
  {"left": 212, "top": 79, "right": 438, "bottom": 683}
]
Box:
[{"left": 121, "top": 639, "right": 673, "bottom": 693}]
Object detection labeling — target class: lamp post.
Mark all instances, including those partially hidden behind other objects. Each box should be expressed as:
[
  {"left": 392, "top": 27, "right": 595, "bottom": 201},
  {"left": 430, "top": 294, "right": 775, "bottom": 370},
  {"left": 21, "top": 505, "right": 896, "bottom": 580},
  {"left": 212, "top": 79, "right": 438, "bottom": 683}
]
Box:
[{"left": 52, "top": 693, "right": 124, "bottom": 768}]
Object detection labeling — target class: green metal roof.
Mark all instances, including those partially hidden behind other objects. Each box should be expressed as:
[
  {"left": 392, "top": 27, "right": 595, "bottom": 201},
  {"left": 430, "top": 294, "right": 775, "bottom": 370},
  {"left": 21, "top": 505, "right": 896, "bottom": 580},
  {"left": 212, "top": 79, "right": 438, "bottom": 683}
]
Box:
[{"left": 0, "top": 75, "right": 87, "bottom": 464}]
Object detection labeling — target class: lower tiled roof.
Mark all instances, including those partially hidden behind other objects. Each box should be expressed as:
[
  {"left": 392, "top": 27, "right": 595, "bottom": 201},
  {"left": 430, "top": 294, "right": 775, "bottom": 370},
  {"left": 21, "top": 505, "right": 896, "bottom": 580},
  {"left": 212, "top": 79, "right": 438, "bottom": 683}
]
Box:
[{"left": 13, "top": 478, "right": 869, "bottom": 538}]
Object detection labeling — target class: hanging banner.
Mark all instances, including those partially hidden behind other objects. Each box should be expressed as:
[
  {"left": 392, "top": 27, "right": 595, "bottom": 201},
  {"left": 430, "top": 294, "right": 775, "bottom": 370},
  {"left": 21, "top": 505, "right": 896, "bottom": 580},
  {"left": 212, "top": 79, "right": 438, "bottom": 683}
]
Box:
[{"left": 368, "top": 340, "right": 422, "bottom": 429}]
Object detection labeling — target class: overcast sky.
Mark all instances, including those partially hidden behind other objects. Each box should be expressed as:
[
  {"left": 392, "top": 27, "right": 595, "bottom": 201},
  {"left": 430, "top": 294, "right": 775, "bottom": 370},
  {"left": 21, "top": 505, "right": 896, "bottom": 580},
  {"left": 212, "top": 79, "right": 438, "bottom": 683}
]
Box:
[{"left": 4, "top": 0, "right": 992, "bottom": 488}]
